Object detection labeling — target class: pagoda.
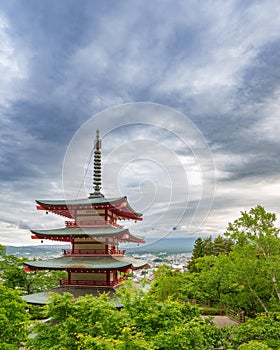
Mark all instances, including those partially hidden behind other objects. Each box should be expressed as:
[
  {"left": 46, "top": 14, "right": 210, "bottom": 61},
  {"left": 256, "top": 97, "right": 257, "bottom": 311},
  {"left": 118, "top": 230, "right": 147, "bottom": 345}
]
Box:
[{"left": 23, "top": 130, "right": 147, "bottom": 304}]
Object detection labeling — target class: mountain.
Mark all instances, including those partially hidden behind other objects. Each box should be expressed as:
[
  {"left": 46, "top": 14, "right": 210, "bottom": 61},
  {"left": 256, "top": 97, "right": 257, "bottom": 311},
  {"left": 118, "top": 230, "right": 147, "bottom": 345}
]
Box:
[
  {"left": 123, "top": 237, "right": 196, "bottom": 254},
  {"left": 5, "top": 244, "right": 71, "bottom": 259},
  {"left": 5, "top": 238, "right": 195, "bottom": 258}
]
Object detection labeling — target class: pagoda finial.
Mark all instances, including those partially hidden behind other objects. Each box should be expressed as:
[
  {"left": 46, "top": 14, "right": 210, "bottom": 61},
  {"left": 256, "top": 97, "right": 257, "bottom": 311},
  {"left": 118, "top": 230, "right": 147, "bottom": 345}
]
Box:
[{"left": 89, "top": 129, "right": 104, "bottom": 198}]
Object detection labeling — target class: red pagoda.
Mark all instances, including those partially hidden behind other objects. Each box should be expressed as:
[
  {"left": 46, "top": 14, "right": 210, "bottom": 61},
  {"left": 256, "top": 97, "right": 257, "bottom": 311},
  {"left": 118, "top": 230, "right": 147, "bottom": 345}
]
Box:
[{"left": 23, "top": 130, "right": 146, "bottom": 304}]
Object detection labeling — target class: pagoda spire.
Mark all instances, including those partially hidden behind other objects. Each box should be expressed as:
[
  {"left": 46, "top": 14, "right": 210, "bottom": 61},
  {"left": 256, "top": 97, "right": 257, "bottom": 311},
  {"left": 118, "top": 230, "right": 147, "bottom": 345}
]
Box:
[{"left": 89, "top": 129, "right": 104, "bottom": 198}]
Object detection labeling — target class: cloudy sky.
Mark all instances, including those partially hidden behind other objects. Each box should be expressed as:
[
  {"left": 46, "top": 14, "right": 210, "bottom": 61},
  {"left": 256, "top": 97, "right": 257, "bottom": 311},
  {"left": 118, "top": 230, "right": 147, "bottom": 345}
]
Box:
[{"left": 1, "top": 0, "right": 280, "bottom": 246}]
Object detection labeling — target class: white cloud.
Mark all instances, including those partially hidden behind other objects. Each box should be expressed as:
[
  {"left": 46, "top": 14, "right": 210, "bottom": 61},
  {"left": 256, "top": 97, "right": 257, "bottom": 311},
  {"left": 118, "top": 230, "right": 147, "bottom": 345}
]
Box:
[
  {"left": 155, "top": 0, "right": 280, "bottom": 104},
  {"left": 248, "top": 89, "right": 280, "bottom": 143}
]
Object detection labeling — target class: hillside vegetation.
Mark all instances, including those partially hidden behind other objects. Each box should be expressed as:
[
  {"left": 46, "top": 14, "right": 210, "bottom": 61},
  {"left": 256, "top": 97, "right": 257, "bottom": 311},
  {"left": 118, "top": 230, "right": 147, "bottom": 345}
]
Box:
[{"left": 1, "top": 206, "right": 280, "bottom": 349}]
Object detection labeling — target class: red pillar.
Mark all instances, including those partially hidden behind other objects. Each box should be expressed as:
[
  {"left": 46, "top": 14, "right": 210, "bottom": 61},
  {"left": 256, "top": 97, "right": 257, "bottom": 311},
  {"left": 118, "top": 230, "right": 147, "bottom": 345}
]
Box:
[
  {"left": 106, "top": 271, "right": 110, "bottom": 286},
  {"left": 71, "top": 238, "right": 74, "bottom": 254},
  {"left": 105, "top": 238, "right": 109, "bottom": 254}
]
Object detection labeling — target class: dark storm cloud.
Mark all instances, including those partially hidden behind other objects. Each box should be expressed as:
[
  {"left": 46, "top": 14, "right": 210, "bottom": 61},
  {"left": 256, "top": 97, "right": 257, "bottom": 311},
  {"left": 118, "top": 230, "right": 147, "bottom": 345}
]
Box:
[
  {"left": 220, "top": 152, "right": 280, "bottom": 182},
  {"left": 240, "top": 40, "right": 280, "bottom": 103}
]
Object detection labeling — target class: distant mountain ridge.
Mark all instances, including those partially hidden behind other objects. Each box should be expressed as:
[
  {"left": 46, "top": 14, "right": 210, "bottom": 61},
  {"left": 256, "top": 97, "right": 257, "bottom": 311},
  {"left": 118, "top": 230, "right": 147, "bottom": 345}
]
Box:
[
  {"left": 5, "top": 238, "right": 195, "bottom": 258},
  {"left": 123, "top": 237, "right": 195, "bottom": 254},
  {"left": 5, "top": 245, "right": 70, "bottom": 258}
]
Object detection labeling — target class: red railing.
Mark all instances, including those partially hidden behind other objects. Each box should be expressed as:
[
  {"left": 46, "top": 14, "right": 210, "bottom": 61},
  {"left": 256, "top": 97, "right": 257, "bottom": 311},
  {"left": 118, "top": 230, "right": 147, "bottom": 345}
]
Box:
[
  {"left": 109, "top": 249, "right": 126, "bottom": 255},
  {"left": 60, "top": 277, "right": 127, "bottom": 287},
  {"left": 65, "top": 221, "right": 77, "bottom": 227},
  {"left": 65, "top": 221, "right": 123, "bottom": 229},
  {"left": 62, "top": 249, "right": 125, "bottom": 256},
  {"left": 226, "top": 309, "right": 246, "bottom": 323}
]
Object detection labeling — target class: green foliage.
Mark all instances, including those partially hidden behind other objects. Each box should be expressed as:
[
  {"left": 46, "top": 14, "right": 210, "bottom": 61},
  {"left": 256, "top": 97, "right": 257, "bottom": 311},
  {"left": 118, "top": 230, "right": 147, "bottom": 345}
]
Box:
[
  {"left": 186, "top": 206, "right": 280, "bottom": 315},
  {"left": 188, "top": 235, "right": 233, "bottom": 272},
  {"left": 214, "top": 235, "right": 234, "bottom": 256},
  {"left": 239, "top": 341, "right": 272, "bottom": 349},
  {"left": 233, "top": 313, "right": 280, "bottom": 349},
  {"left": 189, "top": 254, "right": 238, "bottom": 306},
  {"left": 0, "top": 253, "right": 27, "bottom": 289},
  {"left": 0, "top": 244, "right": 6, "bottom": 263},
  {"left": 119, "top": 281, "right": 199, "bottom": 334},
  {"left": 150, "top": 264, "right": 192, "bottom": 302},
  {"left": 187, "top": 237, "right": 205, "bottom": 272},
  {"left": 76, "top": 332, "right": 154, "bottom": 350},
  {"left": 2, "top": 205, "right": 280, "bottom": 349},
  {"left": 225, "top": 205, "right": 279, "bottom": 244},
  {"left": 26, "top": 283, "right": 229, "bottom": 350},
  {"left": 153, "top": 317, "right": 229, "bottom": 350},
  {"left": 0, "top": 285, "right": 30, "bottom": 349},
  {"left": 28, "top": 304, "right": 48, "bottom": 320},
  {"left": 26, "top": 269, "right": 67, "bottom": 294},
  {"left": 142, "top": 206, "right": 280, "bottom": 318},
  {"left": 0, "top": 245, "right": 66, "bottom": 294},
  {"left": 224, "top": 205, "right": 280, "bottom": 314}
]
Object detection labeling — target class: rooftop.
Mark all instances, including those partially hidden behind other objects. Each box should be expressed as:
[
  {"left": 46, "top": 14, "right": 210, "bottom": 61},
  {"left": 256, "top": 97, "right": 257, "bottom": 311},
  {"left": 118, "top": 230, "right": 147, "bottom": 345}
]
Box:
[
  {"left": 22, "top": 286, "right": 121, "bottom": 305},
  {"left": 31, "top": 226, "right": 144, "bottom": 243},
  {"left": 36, "top": 196, "right": 142, "bottom": 220},
  {"left": 24, "top": 255, "right": 147, "bottom": 270}
]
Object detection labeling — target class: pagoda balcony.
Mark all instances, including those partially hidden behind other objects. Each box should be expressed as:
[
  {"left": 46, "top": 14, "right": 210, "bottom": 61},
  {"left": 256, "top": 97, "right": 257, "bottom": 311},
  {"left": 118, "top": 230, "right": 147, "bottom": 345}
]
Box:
[
  {"left": 59, "top": 277, "right": 127, "bottom": 287},
  {"left": 62, "top": 249, "right": 126, "bottom": 256},
  {"left": 109, "top": 249, "right": 126, "bottom": 255},
  {"left": 65, "top": 221, "right": 123, "bottom": 229},
  {"left": 65, "top": 221, "right": 77, "bottom": 227}
]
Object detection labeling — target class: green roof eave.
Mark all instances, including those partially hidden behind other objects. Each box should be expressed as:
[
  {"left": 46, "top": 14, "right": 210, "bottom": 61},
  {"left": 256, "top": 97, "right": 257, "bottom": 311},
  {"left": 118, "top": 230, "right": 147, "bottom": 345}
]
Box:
[
  {"left": 30, "top": 227, "right": 145, "bottom": 243},
  {"left": 22, "top": 286, "right": 119, "bottom": 305},
  {"left": 36, "top": 196, "right": 142, "bottom": 219},
  {"left": 22, "top": 291, "right": 53, "bottom": 305},
  {"left": 24, "top": 256, "right": 147, "bottom": 270},
  {"left": 31, "top": 226, "right": 128, "bottom": 237},
  {"left": 36, "top": 196, "right": 126, "bottom": 207}
]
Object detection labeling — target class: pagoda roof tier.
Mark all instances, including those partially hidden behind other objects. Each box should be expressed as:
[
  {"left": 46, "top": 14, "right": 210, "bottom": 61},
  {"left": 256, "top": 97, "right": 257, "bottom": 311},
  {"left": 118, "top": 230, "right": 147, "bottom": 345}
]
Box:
[
  {"left": 22, "top": 286, "right": 121, "bottom": 305},
  {"left": 31, "top": 227, "right": 144, "bottom": 243},
  {"left": 24, "top": 256, "right": 147, "bottom": 271},
  {"left": 36, "top": 196, "right": 142, "bottom": 221}
]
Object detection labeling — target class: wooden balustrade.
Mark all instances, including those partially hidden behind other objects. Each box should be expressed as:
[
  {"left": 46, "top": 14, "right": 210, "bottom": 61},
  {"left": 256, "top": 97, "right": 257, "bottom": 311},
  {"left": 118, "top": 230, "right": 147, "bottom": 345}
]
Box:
[
  {"left": 60, "top": 277, "right": 127, "bottom": 287},
  {"left": 226, "top": 309, "right": 245, "bottom": 323},
  {"left": 109, "top": 249, "right": 126, "bottom": 255},
  {"left": 62, "top": 249, "right": 126, "bottom": 256},
  {"left": 65, "top": 221, "right": 123, "bottom": 229}
]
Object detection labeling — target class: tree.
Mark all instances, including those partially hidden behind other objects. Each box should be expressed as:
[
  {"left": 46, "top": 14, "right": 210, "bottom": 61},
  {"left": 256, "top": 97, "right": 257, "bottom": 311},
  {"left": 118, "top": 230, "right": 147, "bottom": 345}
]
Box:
[
  {"left": 225, "top": 205, "right": 280, "bottom": 313},
  {"left": 152, "top": 317, "right": 229, "bottom": 350},
  {"left": 233, "top": 313, "right": 280, "bottom": 349},
  {"left": 204, "top": 236, "right": 214, "bottom": 256},
  {"left": 239, "top": 341, "right": 272, "bottom": 350},
  {"left": 0, "top": 285, "right": 30, "bottom": 349},
  {"left": 213, "top": 235, "right": 233, "bottom": 256},
  {"left": 27, "top": 283, "right": 229, "bottom": 350},
  {"left": 183, "top": 207, "right": 280, "bottom": 314},
  {"left": 187, "top": 237, "right": 205, "bottom": 272},
  {"left": 188, "top": 254, "right": 241, "bottom": 307},
  {"left": 149, "top": 264, "right": 192, "bottom": 302},
  {"left": 192, "top": 237, "right": 205, "bottom": 258},
  {"left": 0, "top": 245, "right": 66, "bottom": 295},
  {"left": 188, "top": 236, "right": 233, "bottom": 272},
  {"left": 21, "top": 269, "right": 67, "bottom": 295}
]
